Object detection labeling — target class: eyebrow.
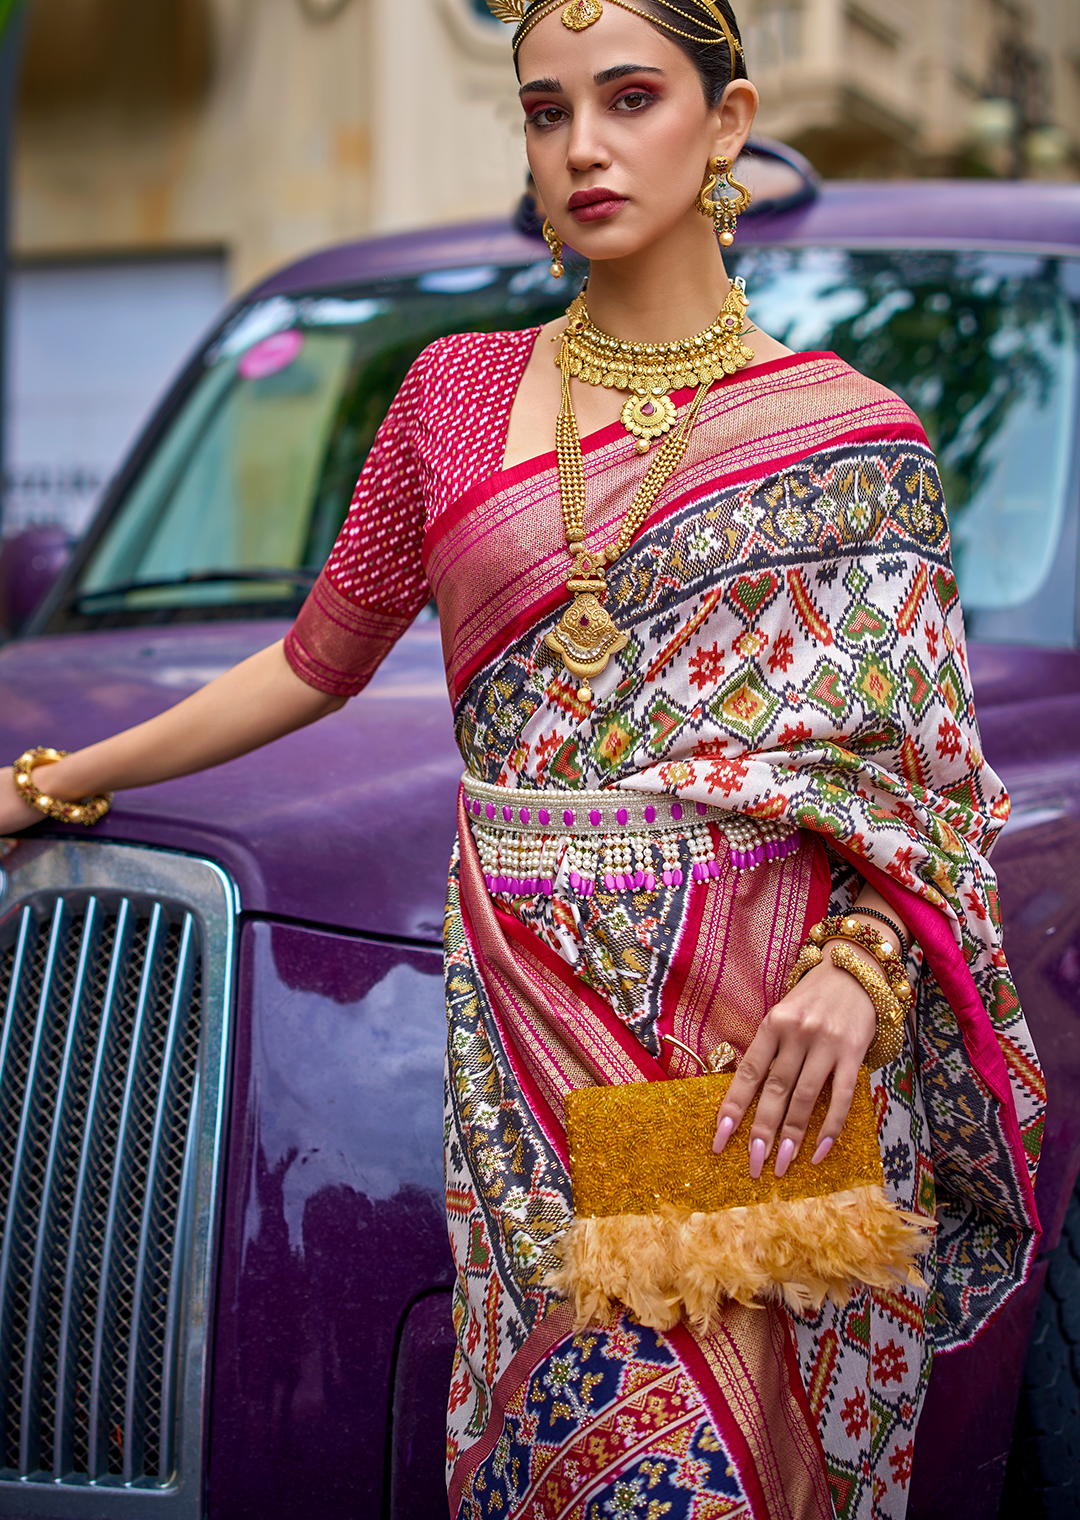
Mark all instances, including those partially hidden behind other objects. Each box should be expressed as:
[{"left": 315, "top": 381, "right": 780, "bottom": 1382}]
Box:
[
  {"left": 595, "top": 64, "right": 663, "bottom": 85},
  {"left": 519, "top": 63, "right": 664, "bottom": 96}
]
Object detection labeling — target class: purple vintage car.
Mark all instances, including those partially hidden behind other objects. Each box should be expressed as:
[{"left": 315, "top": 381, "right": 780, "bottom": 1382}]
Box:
[{"left": 0, "top": 143, "right": 1077, "bottom": 1519}]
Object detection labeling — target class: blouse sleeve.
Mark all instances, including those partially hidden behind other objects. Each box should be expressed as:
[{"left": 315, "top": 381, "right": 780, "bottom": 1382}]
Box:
[{"left": 283, "top": 346, "right": 435, "bottom": 698}]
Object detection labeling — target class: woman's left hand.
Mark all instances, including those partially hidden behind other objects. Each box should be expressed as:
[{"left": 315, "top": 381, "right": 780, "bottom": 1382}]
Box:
[{"left": 711, "top": 953, "right": 878, "bottom": 1178}]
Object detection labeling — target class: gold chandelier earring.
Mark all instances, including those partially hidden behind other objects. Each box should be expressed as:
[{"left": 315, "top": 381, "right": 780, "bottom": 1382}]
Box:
[
  {"left": 697, "top": 155, "right": 753, "bottom": 247},
  {"left": 542, "top": 218, "right": 565, "bottom": 279}
]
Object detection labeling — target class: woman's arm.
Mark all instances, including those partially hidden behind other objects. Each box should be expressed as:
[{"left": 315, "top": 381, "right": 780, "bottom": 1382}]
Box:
[{"left": 0, "top": 639, "right": 344, "bottom": 833}]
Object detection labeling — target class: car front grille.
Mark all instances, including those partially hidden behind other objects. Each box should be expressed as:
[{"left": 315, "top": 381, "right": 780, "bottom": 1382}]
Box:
[{"left": 0, "top": 841, "right": 235, "bottom": 1518}]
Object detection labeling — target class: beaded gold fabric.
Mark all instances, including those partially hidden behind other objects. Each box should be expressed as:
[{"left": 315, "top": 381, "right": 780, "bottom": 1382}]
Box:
[{"left": 566, "top": 1069, "right": 883, "bottom": 1218}]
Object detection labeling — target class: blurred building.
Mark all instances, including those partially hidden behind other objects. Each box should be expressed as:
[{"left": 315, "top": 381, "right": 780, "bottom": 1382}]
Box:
[
  {"left": 6, "top": 0, "right": 1080, "bottom": 533},
  {"left": 745, "top": 0, "right": 1080, "bottom": 180},
  {"left": 16, "top": 0, "right": 1080, "bottom": 285}
]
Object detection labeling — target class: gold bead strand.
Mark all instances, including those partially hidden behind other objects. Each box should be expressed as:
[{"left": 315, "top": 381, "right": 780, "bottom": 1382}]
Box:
[
  {"left": 614, "top": 378, "right": 713, "bottom": 556},
  {"left": 556, "top": 347, "right": 587, "bottom": 545}
]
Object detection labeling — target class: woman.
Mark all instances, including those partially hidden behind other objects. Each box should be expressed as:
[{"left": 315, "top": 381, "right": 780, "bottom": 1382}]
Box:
[{"left": 1, "top": 1, "right": 1042, "bottom": 1514}]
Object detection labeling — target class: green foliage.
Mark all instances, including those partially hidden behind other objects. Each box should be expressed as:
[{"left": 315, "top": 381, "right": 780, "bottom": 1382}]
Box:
[{"left": 788, "top": 251, "right": 1065, "bottom": 518}]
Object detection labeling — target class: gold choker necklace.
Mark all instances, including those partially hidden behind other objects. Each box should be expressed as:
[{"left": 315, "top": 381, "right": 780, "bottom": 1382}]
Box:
[{"left": 558, "top": 278, "right": 753, "bottom": 453}]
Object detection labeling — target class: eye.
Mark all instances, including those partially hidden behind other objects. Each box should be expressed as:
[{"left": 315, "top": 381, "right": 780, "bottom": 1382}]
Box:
[
  {"left": 526, "top": 104, "right": 567, "bottom": 128},
  {"left": 613, "top": 88, "right": 655, "bottom": 112}
]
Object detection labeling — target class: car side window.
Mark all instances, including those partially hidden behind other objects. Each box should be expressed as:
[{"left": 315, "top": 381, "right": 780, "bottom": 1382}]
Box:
[{"left": 731, "top": 247, "right": 1080, "bottom": 648}]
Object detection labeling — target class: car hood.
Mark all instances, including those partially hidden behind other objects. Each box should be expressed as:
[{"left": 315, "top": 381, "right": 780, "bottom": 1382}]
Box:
[{"left": 0, "top": 621, "right": 462, "bottom": 942}]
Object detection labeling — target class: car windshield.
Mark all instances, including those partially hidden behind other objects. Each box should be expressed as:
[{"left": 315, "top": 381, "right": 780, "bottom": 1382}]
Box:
[{"left": 51, "top": 247, "right": 1079, "bottom": 647}]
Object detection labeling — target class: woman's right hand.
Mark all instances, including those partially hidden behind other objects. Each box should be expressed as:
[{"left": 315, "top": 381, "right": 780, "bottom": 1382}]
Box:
[
  {"left": 0, "top": 764, "right": 44, "bottom": 835},
  {"left": 0, "top": 640, "right": 347, "bottom": 845}
]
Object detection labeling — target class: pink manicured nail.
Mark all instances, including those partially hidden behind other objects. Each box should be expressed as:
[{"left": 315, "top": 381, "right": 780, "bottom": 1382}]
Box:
[
  {"left": 775, "top": 1137, "right": 796, "bottom": 1178},
  {"left": 749, "top": 1137, "right": 767, "bottom": 1179},
  {"left": 811, "top": 1136, "right": 834, "bottom": 1166},
  {"left": 713, "top": 1115, "right": 735, "bottom": 1154}
]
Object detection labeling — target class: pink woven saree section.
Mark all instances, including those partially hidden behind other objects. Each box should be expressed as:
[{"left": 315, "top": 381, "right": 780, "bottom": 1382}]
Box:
[
  {"left": 453, "top": 790, "right": 834, "bottom": 1520},
  {"left": 422, "top": 351, "right": 926, "bottom": 707},
  {"left": 831, "top": 841, "right": 1040, "bottom": 1233}
]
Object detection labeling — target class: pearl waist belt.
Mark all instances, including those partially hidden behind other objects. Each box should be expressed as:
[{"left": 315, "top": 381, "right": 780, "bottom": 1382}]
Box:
[{"left": 461, "top": 773, "right": 803, "bottom": 899}]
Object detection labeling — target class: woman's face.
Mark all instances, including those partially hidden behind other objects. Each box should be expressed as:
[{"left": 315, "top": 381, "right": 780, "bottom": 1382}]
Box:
[{"left": 517, "top": 6, "right": 753, "bottom": 262}]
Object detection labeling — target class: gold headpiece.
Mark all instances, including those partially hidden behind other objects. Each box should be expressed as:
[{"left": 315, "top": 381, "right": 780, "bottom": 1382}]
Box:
[{"left": 487, "top": 0, "right": 745, "bottom": 66}]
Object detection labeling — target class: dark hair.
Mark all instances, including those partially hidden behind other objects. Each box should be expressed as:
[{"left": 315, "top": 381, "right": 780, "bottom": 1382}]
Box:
[
  {"left": 513, "top": 2, "right": 747, "bottom": 102},
  {"left": 635, "top": 0, "right": 747, "bottom": 104}
]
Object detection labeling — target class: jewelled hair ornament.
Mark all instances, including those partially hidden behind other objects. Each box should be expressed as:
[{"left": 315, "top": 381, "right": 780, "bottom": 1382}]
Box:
[
  {"left": 547, "top": 1065, "right": 934, "bottom": 1333},
  {"left": 485, "top": 0, "right": 746, "bottom": 65}
]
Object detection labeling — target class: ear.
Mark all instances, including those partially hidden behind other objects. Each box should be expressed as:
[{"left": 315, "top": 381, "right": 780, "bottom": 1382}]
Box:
[{"left": 712, "top": 78, "right": 759, "bottom": 162}]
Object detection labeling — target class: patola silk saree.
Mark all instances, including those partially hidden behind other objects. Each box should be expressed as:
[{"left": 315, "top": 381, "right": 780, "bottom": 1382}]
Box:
[{"left": 285, "top": 335, "right": 1043, "bottom": 1520}]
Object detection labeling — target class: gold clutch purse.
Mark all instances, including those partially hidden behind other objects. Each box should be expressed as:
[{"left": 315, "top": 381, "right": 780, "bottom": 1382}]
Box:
[{"left": 547, "top": 1068, "right": 933, "bottom": 1333}]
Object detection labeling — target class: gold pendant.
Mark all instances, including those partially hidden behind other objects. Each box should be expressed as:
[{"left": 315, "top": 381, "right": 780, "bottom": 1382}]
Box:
[
  {"left": 544, "top": 546, "right": 628, "bottom": 703},
  {"left": 545, "top": 591, "right": 628, "bottom": 680},
  {"left": 620, "top": 392, "right": 677, "bottom": 453}
]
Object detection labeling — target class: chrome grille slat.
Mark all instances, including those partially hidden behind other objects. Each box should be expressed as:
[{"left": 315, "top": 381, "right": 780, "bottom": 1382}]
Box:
[
  {"left": 157, "top": 1067, "right": 200, "bottom": 1484},
  {"left": 19, "top": 898, "right": 106, "bottom": 1478},
  {"left": 0, "top": 905, "right": 34, "bottom": 1435},
  {"left": 53, "top": 899, "right": 132, "bottom": 1480},
  {"left": 0, "top": 841, "right": 235, "bottom": 1520},
  {"left": 87, "top": 904, "right": 168, "bottom": 1481},
  {"left": 0, "top": 900, "right": 69, "bottom": 1470},
  {"left": 124, "top": 914, "right": 198, "bottom": 1482}
]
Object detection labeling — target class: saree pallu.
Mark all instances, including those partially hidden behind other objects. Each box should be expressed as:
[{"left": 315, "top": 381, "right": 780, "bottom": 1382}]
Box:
[{"left": 424, "top": 353, "right": 1042, "bottom": 1520}]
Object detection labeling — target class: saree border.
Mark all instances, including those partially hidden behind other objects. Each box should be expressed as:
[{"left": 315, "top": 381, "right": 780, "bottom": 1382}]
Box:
[
  {"left": 832, "top": 843, "right": 1040, "bottom": 1236},
  {"left": 446, "top": 1302, "right": 577, "bottom": 1517},
  {"left": 436, "top": 412, "right": 927, "bottom": 711},
  {"left": 655, "top": 830, "right": 833, "bottom": 1074},
  {"left": 428, "top": 350, "right": 829, "bottom": 552}
]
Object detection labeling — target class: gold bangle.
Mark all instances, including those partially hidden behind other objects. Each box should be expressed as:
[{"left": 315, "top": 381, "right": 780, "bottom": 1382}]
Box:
[
  {"left": 11, "top": 747, "right": 112, "bottom": 827},
  {"left": 784, "top": 941, "right": 822, "bottom": 994},
  {"left": 829, "top": 942, "right": 906, "bottom": 1070},
  {"left": 808, "top": 914, "right": 914, "bottom": 1010}
]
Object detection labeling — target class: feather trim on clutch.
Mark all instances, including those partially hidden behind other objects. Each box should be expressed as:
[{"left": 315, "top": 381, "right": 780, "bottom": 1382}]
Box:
[{"left": 546, "top": 1069, "right": 933, "bottom": 1333}]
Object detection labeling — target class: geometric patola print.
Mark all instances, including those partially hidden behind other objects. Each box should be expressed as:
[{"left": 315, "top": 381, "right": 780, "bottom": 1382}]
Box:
[
  {"left": 841, "top": 601, "right": 891, "bottom": 645},
  {"left": 935, "top": 653, "right": 966, "bottom": 720},
  {"left": 709, "top": 663, "right": 780, "bottom": 742},
  {"left": 727, "top": 566, "right": 782, "bottom": 623},
  {"left": 903, "top": 651, "right": 934, "bottom": 718},
  {"left": 855, "top": 651, "right": 899, "bottom": 717},
  {"left": 803, "top": 656, "right": 852, "bottom": 723}
]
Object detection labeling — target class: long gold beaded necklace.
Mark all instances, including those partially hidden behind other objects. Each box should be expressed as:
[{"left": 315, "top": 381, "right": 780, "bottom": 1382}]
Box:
[
  {"left": 544, "top": 281, "right": 754, "bottom": 707},
  {"left": 560, "top": 277, "right": 753, "bottom": 453}
]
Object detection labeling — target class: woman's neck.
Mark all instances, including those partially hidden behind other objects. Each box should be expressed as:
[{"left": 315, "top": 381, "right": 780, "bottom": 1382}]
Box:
[{"left": 580, "top": 215, "right": 732, "bottom": 343}]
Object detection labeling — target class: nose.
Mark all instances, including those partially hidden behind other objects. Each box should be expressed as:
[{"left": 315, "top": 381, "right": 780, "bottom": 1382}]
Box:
[{"left": 565, "top": 106, "right": 611, "bottom": 175}]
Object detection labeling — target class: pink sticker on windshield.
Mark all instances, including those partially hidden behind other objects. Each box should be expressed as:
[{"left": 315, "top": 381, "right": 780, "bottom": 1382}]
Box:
[{"left": 238, "top": 329, "right": 303, "bottom": 380}]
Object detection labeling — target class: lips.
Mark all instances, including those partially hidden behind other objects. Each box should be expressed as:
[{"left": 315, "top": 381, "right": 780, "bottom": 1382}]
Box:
[{"left": 568, "top": 186, "right": 628, "bottom": 222}]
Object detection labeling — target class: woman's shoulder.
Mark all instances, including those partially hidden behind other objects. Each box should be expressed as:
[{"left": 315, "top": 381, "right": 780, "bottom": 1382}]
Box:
[
  {"left": 410, "top": 327, "right": 539, "bottom": 390},
  {"left": 789, "top": 351, "right": 929, "bottom": 444}
]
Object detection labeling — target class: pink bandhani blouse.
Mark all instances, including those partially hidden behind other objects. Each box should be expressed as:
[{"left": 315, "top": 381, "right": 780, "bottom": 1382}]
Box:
[{"left": 283, "top": 329, "right": 536, "bottom": 697}]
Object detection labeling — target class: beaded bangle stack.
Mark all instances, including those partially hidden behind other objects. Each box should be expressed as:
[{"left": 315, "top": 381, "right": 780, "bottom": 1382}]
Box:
[
  {"left": 785, "top": 914, "right": 914, "bottom": 1070},
  {"left": 844, "top": 905, "right": 911, "bottom": 956},
  {"left": 11, "top": 747, "right": 111, "bottom": 827}
]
